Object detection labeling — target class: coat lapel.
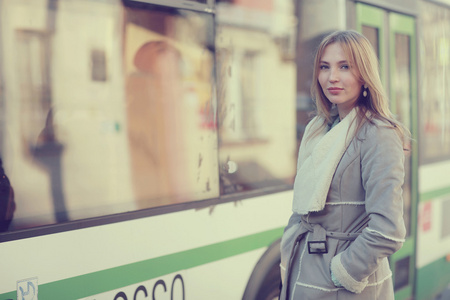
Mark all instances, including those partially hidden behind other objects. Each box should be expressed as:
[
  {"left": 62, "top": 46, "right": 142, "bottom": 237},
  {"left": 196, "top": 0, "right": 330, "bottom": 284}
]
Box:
[{"left": 292, "top": 109, "right": 357, "bottom": 214}]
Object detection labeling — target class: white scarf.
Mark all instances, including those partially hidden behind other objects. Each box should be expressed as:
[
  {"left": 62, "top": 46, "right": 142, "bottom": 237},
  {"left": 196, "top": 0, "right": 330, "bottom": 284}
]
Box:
[{"left": 292, "top": 108, "right": 358, "bottom": 214}]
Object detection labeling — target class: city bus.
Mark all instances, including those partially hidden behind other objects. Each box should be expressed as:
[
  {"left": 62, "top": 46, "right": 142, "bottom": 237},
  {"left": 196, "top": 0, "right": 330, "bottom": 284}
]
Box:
[{"left": 0, "top": 0, "right": 449, "bottom": 299}]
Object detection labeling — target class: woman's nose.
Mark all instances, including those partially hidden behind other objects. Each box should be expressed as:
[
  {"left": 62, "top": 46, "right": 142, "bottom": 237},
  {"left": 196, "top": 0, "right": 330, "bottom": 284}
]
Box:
[{"left": 329, "top": 68, "right": 339, "bottom": 82}]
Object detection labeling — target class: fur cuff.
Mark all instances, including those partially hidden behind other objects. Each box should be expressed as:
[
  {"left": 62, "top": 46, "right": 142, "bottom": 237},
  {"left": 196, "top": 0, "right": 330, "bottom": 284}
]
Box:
[{"left": 330, "top": 252, "right": 368, "bottom": 293}]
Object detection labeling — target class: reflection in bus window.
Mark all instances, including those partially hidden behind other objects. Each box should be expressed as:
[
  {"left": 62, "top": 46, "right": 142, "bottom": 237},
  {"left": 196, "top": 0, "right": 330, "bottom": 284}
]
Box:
[
  {"left": 419, "top": 2, "right": 450, "bottom": 162},
  {"left": 124, "top": 4, "right": 219, "bottom": 208},
  {"left": 2, "top": 1, "right": 218, "bottom": 230},
  {"left": 362, "top": 26, "right": 379, "bottom": 59},
  {"left": 216, "top": 1, "right": 297, "bottom": 194}
]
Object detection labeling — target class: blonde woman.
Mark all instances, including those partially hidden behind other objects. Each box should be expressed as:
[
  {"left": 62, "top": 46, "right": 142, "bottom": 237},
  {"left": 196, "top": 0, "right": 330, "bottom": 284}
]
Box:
[{"left": 279, "top": 30, "right": 409, "bottom": 299}]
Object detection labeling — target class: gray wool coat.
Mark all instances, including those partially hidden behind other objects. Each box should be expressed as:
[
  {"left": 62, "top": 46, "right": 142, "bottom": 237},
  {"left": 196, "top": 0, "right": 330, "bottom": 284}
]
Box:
[{"left": 280, "top": 118, "right": 406, "bottom": 300}]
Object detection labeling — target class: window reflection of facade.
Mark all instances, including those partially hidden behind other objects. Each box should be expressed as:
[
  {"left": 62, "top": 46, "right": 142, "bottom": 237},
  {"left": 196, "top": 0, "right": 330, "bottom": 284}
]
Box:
[
  {"left": 17, "top": 31, "right": 52, "bottom": 148},
  {"left": 216, "top": 0, "right": 297, "bottom": 194},
  {"left": 362, "top": 26, "right": 379, "bottom": 59},
  {"left": 121, "top": 5, "right": 219, "bottom": 209},
  {"left": 420, "top": 2, "right": 450, "bottom": 162},
  {"left": 2, "top": 1, "right": 218, "bottom": 229}
]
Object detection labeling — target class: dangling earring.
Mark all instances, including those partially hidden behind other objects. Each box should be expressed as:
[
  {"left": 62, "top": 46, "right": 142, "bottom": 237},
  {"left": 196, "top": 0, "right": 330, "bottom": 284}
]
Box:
[{"left": 363, "top": 84, "right": 368, "bottom": 97}]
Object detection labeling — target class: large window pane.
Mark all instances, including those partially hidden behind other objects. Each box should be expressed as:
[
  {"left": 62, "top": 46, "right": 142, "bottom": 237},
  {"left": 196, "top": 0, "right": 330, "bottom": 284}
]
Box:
[
  {"left": 0, "top": 0, "right": 218, "bottom": 231},
  {"left": 362, "top": 25, "right": 379, "bottom": 58},
  {"left": 419, "top": 3, "right": 450, "bottom": 162},
  {"left": 216, "top": 0, "right": 297, "bottom": 194}
]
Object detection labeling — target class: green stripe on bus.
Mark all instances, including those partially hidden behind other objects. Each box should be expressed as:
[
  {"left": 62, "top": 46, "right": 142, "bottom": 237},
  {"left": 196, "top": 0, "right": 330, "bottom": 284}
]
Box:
[
  {"left": 420, "top": 186, "right": 450, "bottom": 202},
  {"left": 415, "top": 256, "right": 450, "bottom": 300},
  {"left": 0, "top": 227, "right": 283, "bottom": 300}
]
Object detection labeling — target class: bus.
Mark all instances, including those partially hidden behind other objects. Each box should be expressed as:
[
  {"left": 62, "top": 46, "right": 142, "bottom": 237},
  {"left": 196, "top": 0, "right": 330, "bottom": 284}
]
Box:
[{"left": 0, "top": 0, "right": 449, "bottom": 299}]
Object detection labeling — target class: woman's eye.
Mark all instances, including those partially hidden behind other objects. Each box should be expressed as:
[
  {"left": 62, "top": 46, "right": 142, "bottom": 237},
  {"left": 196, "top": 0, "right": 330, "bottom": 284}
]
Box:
[
  {"left": 341, "top": 65, "right": 349, "bottom": 69},
  {"left": 319, "top": 65, "right": 329, "bottom": 70}
]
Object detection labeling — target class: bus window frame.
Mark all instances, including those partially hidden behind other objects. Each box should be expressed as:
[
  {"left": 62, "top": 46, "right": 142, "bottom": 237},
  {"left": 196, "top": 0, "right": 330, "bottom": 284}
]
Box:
[
  {"left": 0, "top": 183, "right": 292, "bottom": 243},
  {"left": 124, "top": 0, "right": 215, "bottom": 13}
]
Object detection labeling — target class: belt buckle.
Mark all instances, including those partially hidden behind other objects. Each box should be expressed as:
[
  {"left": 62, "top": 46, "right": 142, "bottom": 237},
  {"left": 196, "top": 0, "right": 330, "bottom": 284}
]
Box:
[{"left": 308, "top": 241, "right": 328, "bottom": 254}]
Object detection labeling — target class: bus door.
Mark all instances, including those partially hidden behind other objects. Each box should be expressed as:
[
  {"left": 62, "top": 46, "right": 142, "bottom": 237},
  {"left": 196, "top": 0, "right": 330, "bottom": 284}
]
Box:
[{"left": 356, "top": 4, "right": 418, "bottom": 300}]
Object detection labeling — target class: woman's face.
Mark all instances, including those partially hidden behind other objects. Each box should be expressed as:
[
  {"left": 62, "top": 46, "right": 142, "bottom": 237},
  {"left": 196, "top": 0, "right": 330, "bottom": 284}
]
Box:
[{"left": 318, "top": 43, "right": 363, "bottom": 119}]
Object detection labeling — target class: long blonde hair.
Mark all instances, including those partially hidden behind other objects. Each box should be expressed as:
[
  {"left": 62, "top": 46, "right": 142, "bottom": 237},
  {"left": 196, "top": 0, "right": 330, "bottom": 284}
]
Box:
[{"left": 310, "top": 30, "right": 410, "bottom": 144}]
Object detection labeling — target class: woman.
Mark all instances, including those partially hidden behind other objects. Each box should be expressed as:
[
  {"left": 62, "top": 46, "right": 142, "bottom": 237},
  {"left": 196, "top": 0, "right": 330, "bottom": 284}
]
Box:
[{"left": 279, "top": 30, "right": 409, "bottom": 299}]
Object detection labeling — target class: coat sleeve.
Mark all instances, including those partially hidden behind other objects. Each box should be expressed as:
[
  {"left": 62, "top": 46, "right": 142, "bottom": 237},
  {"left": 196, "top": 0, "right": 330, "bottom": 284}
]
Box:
[{"left": 330, "top": 124, "right": 406, "bottom": 293}]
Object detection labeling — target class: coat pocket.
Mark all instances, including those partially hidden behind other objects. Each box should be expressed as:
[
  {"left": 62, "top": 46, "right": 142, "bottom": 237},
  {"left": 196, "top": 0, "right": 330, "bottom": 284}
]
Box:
[{"left": 296, "top": 235, "right": 340, "bottom": 290}]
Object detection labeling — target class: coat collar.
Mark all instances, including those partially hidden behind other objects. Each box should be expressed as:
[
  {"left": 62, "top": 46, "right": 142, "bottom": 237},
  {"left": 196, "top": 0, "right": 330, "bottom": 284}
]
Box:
[{"left": 292, "top": 108, "right": 358, "bottom": 214}]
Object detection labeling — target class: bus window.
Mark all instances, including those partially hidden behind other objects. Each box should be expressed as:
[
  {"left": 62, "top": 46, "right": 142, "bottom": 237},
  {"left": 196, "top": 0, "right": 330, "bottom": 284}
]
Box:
[
  {"left": 2, "top": 0, "right": 218, "bottom": 231},
  {"left": 419, "top": 2, "right": 450, "bottom": 162},
  {"left": 362, "top": 25, "right": 379, "bottom": 58},
  {"left": 216, "top": 0, "right": 298, "bottom": 195}
]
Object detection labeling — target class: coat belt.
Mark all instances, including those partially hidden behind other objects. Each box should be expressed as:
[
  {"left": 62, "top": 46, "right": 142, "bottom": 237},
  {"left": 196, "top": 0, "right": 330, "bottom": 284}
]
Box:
[
  {"left": 280, "top": 222, "right": 362, "bottom": 300},
  {"left": 303, "top": 222, "right": 361, "bottom": 241}
]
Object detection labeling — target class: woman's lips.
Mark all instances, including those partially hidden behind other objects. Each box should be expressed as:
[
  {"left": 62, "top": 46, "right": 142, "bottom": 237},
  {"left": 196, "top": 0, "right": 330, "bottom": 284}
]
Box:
[{"left": 327, "top": 87, "right": 343, "bottom": 95}]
